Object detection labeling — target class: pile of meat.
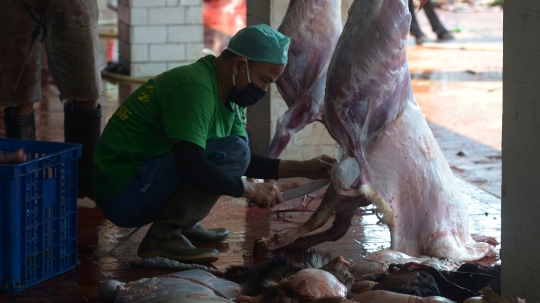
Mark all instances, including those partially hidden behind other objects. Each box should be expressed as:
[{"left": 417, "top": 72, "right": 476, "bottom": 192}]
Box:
[{"left": 99, "top": 251, "right": 523, "bottom": 303}]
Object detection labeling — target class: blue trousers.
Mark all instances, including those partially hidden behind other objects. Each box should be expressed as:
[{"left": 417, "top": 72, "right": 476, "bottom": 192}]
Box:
[{"left": 98, "top": 136, "right": 250, "bottom": 228}]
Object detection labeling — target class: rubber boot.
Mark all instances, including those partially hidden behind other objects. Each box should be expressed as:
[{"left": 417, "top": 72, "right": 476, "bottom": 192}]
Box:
[
  {"left": 182, "top": 222, "right": 229, "bottom": 244},
  {"left": 137, "top": 185, "right": 222, "bottom": 263},
  {"left": 64, "top": 102, "right": 102, "bottom": 200},
  {"left": 4, "top": 108, "right": 36, "bottom": 140}
]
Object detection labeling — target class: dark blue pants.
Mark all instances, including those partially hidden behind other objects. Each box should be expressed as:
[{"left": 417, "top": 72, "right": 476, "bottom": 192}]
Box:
[{"left": 98, "top": 136, "right": 250, "bottom": 228}]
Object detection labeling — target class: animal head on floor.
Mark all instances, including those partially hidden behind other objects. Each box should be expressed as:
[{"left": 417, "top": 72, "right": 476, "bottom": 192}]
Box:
[{"left": 225, "top": 249, "right": 353, "bottom": 302}]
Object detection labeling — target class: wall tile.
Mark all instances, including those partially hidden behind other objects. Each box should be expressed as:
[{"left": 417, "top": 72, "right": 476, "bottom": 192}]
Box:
[
  {"left": 502, "top": 114, "right": 540, "bottom": 163},
  {"left": 505, "top": 0, "right": 540, "bottom": 14},
  {"left": 131, "top": 44, "right": 149, "bottom": 62},
  {"left": 501, "top": 232, "right": 540, "bottom": 301},
  {"left": 186, "top": 43, "right": 204, "bottom": 60},
  {"left": 168, "top": 25, "right": 203, "bottom": 43},
  {"left": 130, "top": 7, "right": 149, "bottom": 25},
  {"left": 132, "top": 26, "right": 167, "bottom": 43},
  {"left": 503, "top": 44, "right": 540, "bottom": 90},
  {"left": 185, "top": 6, "right": 203, "bottom": 24},
  {"left": 167, "top": 0, "right": 202, "bottom": 6},
  {"left": 502, "top": 186, "right": 540, "bottom": 239},
  {"left": 502, "top": 78, "right": 540, "bottom": 125},
  {"left": 504, "top": 7, "right": 540, "bottom": 52},
  {"left": 131, "top": 0, "right": 166, "bottom": 7},
  {"left": 149, "top": 7, "right": 185, "bottom": 25},
  {"left": 130, "top": 62, "right": 168, "bottom": 78},
  {"left": 149, "top": 44, "right": 186, "bottom": 61},
  {"left": 502, "top": 150, "right": 540, "bottom": 202}
]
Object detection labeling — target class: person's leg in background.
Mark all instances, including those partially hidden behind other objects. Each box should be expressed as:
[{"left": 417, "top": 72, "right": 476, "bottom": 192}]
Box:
[
  {"left": 409, "top": 0, "right": 429, "bottom": 45},
  {"left": 46, "top": 0, "right": 103, "bottom": 200},
  {"left": 0, "top": 0, "right": 43, "bottom": 140},
  {"left": 422, "top": 0, "right": 454, "bottom": 41}
]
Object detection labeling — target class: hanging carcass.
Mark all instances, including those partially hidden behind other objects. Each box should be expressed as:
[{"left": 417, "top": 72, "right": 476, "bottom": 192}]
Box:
[
  {"left": 267, "top": 0, "right": 342, "bottom": 158},
  {"left": 254, "top": 0, "right": 496, "bottom": 262}
]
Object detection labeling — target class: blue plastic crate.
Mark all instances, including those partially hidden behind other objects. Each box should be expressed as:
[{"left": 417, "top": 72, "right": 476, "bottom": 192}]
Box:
[{"left": 0, "top": 138, "right": 82, "bottom": 292}]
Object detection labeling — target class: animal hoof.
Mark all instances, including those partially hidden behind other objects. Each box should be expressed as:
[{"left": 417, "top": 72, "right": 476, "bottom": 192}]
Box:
[{"left": 253, "top": 238, "right": 271, "bottom": 255}]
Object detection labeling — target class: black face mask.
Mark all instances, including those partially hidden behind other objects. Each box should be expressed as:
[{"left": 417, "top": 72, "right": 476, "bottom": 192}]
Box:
[{"left": 227, "top": 61, "right": 266, "bottom": 107}]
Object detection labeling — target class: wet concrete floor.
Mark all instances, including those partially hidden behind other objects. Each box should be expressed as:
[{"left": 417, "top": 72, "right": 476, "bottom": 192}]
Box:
[{"left": 0, "top": 3, "right": 503, "bottom": 302}]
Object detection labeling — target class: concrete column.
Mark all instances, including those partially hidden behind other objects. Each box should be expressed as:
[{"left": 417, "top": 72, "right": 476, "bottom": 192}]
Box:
[
  {"left": 246, "top": 0, "right": 352, "bottom": 160},
  {"left": 117, "top": 0, "right": 204, "bottom": 78},
  {"left": 501, "top": 0, "right": 540, "bottom": 301}
]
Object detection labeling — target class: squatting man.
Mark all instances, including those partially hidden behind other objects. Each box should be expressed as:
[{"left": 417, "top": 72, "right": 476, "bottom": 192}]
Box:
[{"left": 93, "top": 25, "right": 338, "bottom": 263}]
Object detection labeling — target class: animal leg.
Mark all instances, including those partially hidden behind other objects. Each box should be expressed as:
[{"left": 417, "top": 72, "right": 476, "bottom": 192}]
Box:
[
  {"left": 253, "top": 184, "right": 342, "bottom": 254},
  {"left": 281, "top": 213, "right": 354, "bottom": 251},
  {"left": 281, "top": 195, "right": 371, "bottom": 251},
  {"left": 267, "top": 95, "right": 323, "bottom": 158},
  {"left": 267, "top": 111, "right": 295, "bottom": 158}
]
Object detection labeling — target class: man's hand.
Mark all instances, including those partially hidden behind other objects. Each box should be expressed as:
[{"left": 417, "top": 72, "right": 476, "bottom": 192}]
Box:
[
  {"left": 301, "top": 155, "right": 338, "bottom": 180},
  {"left": 243, "top": 180, "right": 301, "bottom": 209}
]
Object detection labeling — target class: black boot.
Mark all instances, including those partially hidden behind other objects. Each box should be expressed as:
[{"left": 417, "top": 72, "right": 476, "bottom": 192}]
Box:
[
  {"left": 64, "top": 102, "right": 102, "bottom": 200},
  {"left": 4, "top": 108, "right": 36, "bottom": 140}
]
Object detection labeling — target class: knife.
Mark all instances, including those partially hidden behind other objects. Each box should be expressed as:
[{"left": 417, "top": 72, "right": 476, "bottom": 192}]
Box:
[{"left": 248, "top": 179, "right": 330, "bottom": 208}]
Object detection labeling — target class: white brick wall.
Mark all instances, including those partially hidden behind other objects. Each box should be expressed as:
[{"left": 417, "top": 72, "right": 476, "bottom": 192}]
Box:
[
  {"left": 149, "top": 7, "right": 185, "bottom": 25},
  {"left": 185, "top": 6, "right": 203, "bottom": 24},
  {"left": 132, "top": 26, "right": 167, "bottom": 43},
  {"left": 168, "top": 25, "right": 204, "bottom": 43},
  {"left": 130, "top": 8, "right": 149, "bottom": 25},
  {"left": 131, "top": 0, "right": 166, "bottom": 7},
  {"left": 187, "top": 43, "right": 204, "bottom": 60},
  {"left": 167, "top": 0, "right": 202, "bottom": 6},
  {"left": 131, "top": 44, "right": 149, "bottom": 62},
  {"left": 118, "top": 0, "right": 203, "bottom": 77},
  {"left": 502, "top": 0, "right": 540, "bottom": 301},
  {"left": 130, "top": 63, "right": 167, "bottom": 78},
  {"left": 150, "top": 44, "right": 186, "bottom": 61}
]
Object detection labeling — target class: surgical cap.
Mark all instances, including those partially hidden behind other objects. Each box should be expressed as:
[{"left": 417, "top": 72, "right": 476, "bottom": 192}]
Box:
[{"left": 227, "top": 24, "right": 291, "bottom": 65}]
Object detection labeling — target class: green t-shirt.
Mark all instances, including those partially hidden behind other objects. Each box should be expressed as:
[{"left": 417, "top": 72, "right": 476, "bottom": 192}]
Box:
[{"left": 93, "top": 55, "right": 247, "bottom": 204}]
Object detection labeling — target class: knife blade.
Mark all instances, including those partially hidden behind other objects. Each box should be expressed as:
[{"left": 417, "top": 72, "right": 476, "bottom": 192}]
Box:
[{"left": 248, "top": 179, "right": 330, "bottom": 208}]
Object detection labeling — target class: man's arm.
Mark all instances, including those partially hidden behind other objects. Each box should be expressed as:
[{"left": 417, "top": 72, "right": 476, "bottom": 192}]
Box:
[
  {"left": 245, "top": 153, "right": 337, "bottom": 180},
  {"left": 244, "top": 153, "right": 281, "bottom": 179},
  {"left": 174, "top": 140, "right": 302, "bottom": 208},
  {"left": 173, "top": 140, "right": 244, "bottom": 197}
]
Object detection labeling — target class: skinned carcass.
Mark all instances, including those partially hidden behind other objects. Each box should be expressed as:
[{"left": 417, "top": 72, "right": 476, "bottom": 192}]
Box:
[
  {"left": 267, "top": 0, "right": 342, "bottom": 158},
  {"left": 254, "top": 0, "right": 495, "bottom": 262}
]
